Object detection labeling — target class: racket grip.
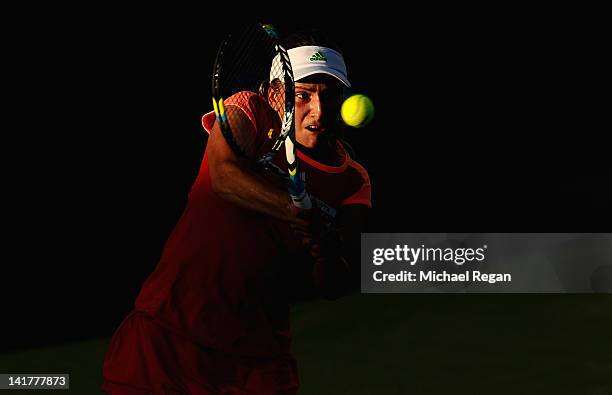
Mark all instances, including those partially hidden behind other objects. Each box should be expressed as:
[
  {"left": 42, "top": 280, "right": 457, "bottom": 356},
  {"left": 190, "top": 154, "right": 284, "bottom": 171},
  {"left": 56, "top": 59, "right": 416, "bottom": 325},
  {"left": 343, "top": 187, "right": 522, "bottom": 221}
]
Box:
[
  {"left": 290, "top": 190, "right": 312, "bottom": 209},
  {"left": 288, "top": 173, "right": 312, "bottom": 209}
]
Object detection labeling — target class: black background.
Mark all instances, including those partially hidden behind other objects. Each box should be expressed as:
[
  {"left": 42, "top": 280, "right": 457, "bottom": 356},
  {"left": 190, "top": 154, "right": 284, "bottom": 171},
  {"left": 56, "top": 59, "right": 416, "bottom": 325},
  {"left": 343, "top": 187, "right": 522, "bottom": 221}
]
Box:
[{"left": 4, "top": 8, "right": 610, "bottom": 351}]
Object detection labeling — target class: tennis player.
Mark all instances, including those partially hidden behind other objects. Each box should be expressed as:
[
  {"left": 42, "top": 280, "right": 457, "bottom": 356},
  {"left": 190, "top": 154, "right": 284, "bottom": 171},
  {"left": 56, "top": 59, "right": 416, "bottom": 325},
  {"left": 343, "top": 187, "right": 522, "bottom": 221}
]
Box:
[{"left": 102, "top": 28, "right": 371, "bottom": 394}]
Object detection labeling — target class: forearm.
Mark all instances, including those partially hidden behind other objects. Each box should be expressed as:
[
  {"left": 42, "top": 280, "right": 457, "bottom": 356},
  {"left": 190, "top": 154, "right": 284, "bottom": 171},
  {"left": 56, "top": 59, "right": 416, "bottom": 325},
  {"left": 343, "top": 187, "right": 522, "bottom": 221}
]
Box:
[
  {"left": 207, "top": 117, "right": 295, "bottom": 222},
  {"left": 211, "top": 160, "right": 292, "bottom": 221}
]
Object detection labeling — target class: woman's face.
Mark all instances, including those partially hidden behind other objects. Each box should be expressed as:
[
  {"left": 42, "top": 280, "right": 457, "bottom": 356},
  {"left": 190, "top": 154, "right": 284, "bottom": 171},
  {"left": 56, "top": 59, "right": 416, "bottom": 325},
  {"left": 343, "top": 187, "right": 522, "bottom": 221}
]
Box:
[{"left": 293, "top": 75, "right": 343, "bottom": 149}]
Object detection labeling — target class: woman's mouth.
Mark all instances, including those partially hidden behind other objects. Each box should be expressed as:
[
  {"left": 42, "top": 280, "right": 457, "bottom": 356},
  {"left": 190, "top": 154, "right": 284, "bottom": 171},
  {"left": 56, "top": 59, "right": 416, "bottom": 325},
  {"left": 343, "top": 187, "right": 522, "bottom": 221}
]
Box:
[{"left": 305, "top": 125, "right": 325, "bottom": 133}]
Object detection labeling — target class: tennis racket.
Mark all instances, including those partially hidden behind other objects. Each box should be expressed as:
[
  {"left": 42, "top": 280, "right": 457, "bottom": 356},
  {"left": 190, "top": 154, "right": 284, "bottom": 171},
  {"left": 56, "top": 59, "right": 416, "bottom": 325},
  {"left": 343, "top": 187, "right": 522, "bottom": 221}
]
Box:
[{"left": 211, "top": 20, "right": 312, "bottom": 210}]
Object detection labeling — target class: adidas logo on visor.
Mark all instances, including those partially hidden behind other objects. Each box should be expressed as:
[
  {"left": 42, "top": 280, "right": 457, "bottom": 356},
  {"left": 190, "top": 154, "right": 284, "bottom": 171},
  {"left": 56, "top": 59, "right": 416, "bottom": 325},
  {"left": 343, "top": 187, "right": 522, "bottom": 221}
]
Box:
[{"left": 309, "top": 51, "right": 327, "bottom": 61}]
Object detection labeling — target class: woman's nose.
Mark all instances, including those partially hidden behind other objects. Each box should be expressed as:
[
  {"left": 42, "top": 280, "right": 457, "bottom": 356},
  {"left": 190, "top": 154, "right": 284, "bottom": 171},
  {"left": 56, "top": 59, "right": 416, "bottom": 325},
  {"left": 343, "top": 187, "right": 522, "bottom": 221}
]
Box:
[{"left": 309, "top": 96, "right": 323, "bottom": 119}]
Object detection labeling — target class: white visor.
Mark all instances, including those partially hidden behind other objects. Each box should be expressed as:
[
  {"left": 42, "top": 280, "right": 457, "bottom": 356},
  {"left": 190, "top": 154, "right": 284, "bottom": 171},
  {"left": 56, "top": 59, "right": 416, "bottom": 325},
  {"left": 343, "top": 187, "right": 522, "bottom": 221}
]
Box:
[{"left": 270, "top": 45, "right": 351, "bottom": 88}]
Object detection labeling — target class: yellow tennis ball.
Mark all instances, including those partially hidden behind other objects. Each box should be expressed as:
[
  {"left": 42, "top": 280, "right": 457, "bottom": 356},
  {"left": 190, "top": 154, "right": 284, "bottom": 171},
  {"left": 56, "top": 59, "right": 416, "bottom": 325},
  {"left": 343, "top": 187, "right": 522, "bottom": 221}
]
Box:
[{"left": 341, "top": 94, "right": 374, "bottom": 128}]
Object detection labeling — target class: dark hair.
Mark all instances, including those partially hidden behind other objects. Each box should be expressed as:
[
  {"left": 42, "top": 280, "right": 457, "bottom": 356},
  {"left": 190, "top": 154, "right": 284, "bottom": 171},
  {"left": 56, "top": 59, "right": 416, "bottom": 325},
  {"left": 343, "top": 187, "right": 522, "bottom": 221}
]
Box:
[{"left": 282, "top": 28, "right": 343, "bottom": 53}]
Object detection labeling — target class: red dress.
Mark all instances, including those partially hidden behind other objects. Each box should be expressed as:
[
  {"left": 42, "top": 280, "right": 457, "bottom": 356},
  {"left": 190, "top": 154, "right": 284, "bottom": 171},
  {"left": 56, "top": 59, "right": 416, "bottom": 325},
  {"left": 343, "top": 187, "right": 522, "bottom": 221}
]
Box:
[{"left": 102, "top": 92, "right": 371, "bottom": 394}]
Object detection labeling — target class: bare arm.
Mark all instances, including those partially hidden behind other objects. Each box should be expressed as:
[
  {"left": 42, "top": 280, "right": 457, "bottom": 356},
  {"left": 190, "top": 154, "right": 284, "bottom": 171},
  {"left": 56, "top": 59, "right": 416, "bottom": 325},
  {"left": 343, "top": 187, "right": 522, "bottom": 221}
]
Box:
[{"left": 207, "top": 107, "right": 301, "bottom": 224}]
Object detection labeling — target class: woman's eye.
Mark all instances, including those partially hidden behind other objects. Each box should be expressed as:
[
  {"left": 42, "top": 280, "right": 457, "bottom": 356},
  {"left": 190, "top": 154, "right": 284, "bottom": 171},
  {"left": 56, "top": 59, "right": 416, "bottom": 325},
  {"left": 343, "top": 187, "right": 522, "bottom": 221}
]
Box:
[{"left": 296, "top": 92, "right": 310, "bottom": 100}]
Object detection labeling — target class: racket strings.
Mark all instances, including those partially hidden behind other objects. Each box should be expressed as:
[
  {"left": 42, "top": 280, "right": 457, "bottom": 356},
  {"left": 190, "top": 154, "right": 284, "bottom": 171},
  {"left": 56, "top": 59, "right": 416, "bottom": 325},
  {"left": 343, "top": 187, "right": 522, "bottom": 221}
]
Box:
[
  {"left": 225, "top": 31, "right": 260, "bottom": 92},
  {"left": 214, "top": 23, "right": 292, "bottom": 162},
  {"left": 223, "top": 27, "right": 275, "bottom": 96}
]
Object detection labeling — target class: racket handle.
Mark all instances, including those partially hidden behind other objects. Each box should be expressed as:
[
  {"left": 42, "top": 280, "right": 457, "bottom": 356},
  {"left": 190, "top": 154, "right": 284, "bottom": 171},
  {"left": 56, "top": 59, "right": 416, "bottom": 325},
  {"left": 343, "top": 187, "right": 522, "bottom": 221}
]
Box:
[
  {"left": 288, "top": 173, "right": 312, "bottom": 209},
  {"left": 290, "top": 190, "right": 312, "bottom": 209}
]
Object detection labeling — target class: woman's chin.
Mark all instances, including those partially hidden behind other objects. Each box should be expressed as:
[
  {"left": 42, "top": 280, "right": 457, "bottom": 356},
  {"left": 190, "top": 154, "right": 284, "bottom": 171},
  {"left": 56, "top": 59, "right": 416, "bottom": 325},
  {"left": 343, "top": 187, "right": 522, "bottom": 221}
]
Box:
[{"left": 296, "top": 133, "right": 320, "bottom": 149}]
